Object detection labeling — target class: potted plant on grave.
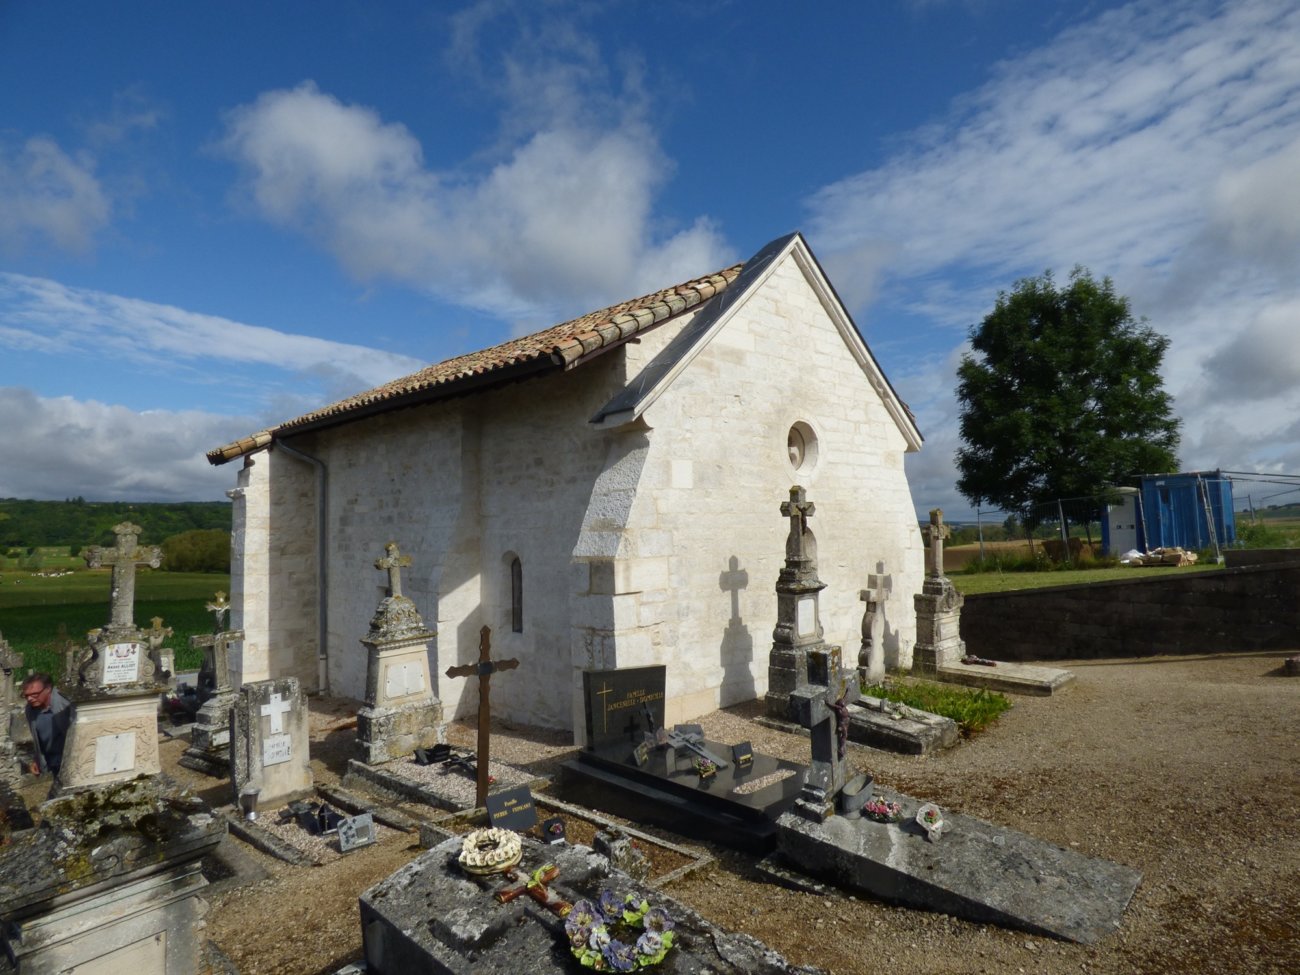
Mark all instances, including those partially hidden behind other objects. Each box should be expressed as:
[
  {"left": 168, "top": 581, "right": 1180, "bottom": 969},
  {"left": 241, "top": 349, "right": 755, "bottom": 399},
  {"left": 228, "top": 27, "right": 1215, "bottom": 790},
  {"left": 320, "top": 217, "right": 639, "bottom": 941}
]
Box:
[{"left": 692, "top": 756, "right": 717, "bottom": 780}]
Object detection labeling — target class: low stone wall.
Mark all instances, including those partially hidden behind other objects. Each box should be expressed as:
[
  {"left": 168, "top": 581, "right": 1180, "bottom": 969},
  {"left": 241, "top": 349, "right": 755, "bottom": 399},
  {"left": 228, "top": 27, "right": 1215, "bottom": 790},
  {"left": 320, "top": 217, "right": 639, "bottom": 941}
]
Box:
[{"left": 960, "top": 559, "right": 1300, "bottom": 661}]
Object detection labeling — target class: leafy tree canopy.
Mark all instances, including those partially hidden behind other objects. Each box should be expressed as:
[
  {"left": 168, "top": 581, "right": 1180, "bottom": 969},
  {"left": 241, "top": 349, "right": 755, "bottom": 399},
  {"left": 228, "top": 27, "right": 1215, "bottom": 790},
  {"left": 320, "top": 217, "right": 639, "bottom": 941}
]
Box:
[{"left": 956, "top": 268, "right": 1180, "bottom": 516}]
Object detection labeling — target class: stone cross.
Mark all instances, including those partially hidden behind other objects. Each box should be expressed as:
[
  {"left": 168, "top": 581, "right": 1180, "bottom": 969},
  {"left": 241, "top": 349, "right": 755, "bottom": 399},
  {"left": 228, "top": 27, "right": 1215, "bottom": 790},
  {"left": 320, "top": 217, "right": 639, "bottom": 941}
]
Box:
[
  {"left": 84, "top": 522, "right": 162, "bottom": 632},
  {"left": 261, "top": 692, "right": 292, "bottom": 735},
  {"left": 790, "top": 643, "right": 858, "bottom": 822},
  {"left": 858, "top": 564, "right": 892, "bottom": 682},
  {"left": 445, "top": 625, "right": 519, "bottom": 809},
  {"left": 923, "top": 508, "right": 951, "bottom": 579},
  {"left": 781, "top": 486, "right": 816, "bottom": 563},
  {"left": 0, "top": 631, "right": 22, "bottom": 744},
  {"left": 189, "top": 592, "right": 244, "bottom": 697},
  {"left": 375, "top": 542, "right": 412, "bottom": 598}
]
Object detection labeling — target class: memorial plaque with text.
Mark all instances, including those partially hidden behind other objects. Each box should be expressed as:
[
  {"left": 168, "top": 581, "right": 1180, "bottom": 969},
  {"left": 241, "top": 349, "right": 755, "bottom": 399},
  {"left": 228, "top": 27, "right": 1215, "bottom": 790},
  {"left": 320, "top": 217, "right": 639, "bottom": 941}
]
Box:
[
  {"left": 485, "top": 785, "right": 537, "bottom": 831},
  {"left": 582, "top": 666, "right": 666, "bottom": 753},
  {"left": 103, "top": 642, "right": 142, "bottom": 684},
  {"left": 263, "top": 733, "right": 293, "bottom": 766}
]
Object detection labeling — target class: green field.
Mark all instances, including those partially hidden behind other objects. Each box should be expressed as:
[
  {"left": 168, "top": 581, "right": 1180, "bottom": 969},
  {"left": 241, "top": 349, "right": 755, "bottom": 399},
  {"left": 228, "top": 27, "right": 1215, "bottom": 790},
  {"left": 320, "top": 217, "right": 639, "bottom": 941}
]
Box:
[
  {"left": 1, "top": 558, "right": 230, "bottom": 681},
  {"left": 951, "top": 561, "right": 1222, "bottom": 595}
]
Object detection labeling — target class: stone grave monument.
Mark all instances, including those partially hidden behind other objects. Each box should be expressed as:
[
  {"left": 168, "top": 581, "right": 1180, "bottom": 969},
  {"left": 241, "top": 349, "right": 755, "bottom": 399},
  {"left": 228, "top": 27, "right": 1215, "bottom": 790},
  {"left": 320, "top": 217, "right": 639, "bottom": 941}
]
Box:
[
  {"left": 0, "top": 631, "right": 22, "bottom": 770},
  {"left": 358, "top": 833, "right": 821, "bottom": 975},
  {"left": 858, "top": 562, "right": 891, "bottom": 683},
  {"left": 56, "top": 522, "right": 168, "bottom": 793},
  {"left": 356, "top": 542, "right": 444, "bottom": 764},
  {"left": 789, "top": 642, "right": 859, "bottom": 822},
  {"left": 445, "top": 625, "right": 518, "bottom": 808},
  {"left": 231, "top": 676, "right": 313, "bottom": 810},
  {"left": 560, "top": 664, "right": 805, "bottom": 852},
  {"left": 0, "top": 777, "right": 224, "bottom": 974},
  {"left": 912, "top": 508, "right": 967, "bottom": 674},
  {"left": 179, "top": 591, "right": 244, "bottom": 775},
  {"left": 766, "top": 485, "right": 837, "bottom": 723}
]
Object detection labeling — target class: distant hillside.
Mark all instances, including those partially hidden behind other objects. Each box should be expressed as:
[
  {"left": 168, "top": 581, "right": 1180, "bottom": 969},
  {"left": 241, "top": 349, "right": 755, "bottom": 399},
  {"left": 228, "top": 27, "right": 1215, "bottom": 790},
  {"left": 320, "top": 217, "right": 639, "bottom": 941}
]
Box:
[{"left": 0, "top": 498, "right": 231, "bottom": 551}]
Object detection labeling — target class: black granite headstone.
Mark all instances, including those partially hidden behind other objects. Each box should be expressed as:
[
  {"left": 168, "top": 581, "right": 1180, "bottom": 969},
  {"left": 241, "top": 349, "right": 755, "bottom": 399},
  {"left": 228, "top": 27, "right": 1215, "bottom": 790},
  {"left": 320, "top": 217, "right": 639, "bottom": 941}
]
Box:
[
  {"left": 486, "top": 785, "right": 537, "bottom": 831},
  {"left": 582, "top": 666, "right": 666, "bottom": 753}
]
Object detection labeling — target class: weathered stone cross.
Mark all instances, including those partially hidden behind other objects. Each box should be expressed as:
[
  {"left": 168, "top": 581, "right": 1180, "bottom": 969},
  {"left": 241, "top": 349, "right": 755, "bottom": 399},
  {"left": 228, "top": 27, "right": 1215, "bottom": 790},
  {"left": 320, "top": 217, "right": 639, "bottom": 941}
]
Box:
[
  {"left": 781, "top": 486, "right": 816, "bottom": 563},
  {"left": 445, "top": 625, "right": 519, "bottom": 809},
  {"left": 375, "top": 541, "right": 412, "bottom": 598},
  {"left": 923, "top": 508, "right": 951, "bottom": 578},
  {"left": 84, "top": 521, "right": 162, "bottom": 631},
  {"left": 189, "top": 592, "right": 244, "bottom": 696},
  {"left": 791, "top": 643, "right": 858, "bottom": 822},
  {"left": 144, "top": 616, "right": 173, "bottom": 651},
  {"left": 858, "top": 563, "right": 892, "bottom": 682},
  {"left": 261, "top": 692, "right": 292, "bottom": 735}
]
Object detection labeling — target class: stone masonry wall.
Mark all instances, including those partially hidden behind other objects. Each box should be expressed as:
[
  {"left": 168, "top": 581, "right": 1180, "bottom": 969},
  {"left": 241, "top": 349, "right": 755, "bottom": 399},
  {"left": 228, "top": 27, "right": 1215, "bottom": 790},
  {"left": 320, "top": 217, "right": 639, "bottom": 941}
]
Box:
[{"left": 960, "top": 561, "right": 1300, "bottom": 661}]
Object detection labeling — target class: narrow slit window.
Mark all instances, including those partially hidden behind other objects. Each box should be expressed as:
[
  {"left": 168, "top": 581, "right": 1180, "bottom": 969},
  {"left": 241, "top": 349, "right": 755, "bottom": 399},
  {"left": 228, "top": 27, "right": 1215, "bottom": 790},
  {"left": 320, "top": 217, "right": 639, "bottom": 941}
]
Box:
[{"left": 510, "top": 557, "right": 523, "bottom": 633}]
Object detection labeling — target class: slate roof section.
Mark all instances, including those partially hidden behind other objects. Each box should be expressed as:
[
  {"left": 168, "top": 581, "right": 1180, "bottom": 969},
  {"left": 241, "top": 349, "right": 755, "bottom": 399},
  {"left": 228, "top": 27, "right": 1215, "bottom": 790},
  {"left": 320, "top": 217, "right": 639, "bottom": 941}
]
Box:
[{"left": 207, "top": 264, "right": 744, "bottom": 465}]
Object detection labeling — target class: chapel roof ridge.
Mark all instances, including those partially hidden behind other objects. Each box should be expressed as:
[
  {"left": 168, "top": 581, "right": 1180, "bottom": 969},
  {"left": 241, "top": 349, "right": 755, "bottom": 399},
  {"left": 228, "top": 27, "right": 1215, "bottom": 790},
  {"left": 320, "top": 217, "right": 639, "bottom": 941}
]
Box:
[{"left": 207, "top": 261, "right": 745, "bottom": 465}]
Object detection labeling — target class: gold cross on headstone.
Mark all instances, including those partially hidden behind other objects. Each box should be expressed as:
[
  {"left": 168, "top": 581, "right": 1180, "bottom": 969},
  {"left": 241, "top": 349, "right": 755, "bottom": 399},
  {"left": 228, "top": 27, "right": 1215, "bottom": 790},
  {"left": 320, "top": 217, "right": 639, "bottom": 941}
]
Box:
[
  {"left": 375, "top": 542, "right": 412, "bottom": 598},
  {"left": 445, "top": 626, "right": 519, "bottom": 808}
]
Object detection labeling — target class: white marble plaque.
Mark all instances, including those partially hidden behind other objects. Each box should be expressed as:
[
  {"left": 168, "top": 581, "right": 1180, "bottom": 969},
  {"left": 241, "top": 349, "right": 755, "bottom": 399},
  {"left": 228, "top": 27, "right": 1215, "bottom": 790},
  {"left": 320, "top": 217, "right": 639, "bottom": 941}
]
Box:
[
  {"left": 385, "top": 662, "right": 425, "bottom": 699},
  {"left": 797, "top": 597, "right": 816, "bottom": 638},
  {"left": 263, "top": 732, "right": 292, "bottom": 766},
  {"left": 103, "top": 642, "right": 142, "bottom": 684},
  {"left": 94, "top": 732, "right": 137, "bottom": 774}
]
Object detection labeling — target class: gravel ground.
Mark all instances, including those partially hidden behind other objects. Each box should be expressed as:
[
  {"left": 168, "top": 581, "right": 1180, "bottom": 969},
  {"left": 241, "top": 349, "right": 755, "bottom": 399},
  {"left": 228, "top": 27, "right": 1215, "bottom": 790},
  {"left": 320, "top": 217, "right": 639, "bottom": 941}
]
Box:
[{"left": 31, "top": 651, "right": 1294, "bottom": 975}]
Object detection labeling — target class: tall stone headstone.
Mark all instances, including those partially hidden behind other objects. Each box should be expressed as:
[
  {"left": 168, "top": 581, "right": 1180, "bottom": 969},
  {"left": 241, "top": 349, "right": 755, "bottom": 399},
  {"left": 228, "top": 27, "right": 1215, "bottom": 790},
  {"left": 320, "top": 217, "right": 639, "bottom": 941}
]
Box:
[
  {"left": 57, "top": 523, "right": 167, "bottom": 794},
  {"left": 913, "top": 509, "right": 967, "bottom": 674},
  {"left": 180, "top": 592, "right": 244, "bottom": 775},
  {"left": 357, "top": 542, "right": 444, "bottom": 764},
  {"left": 790, "top": 643, "right": 858, "bottom": 822},
  {"left": 766, "top": 486, "right": 834, "bottom": 722},
  {"left": 858, "top": 562, "right": 892, "bottom": 683},
  {"left": 231, "top": 677, "right": 313, "bottom": 809},
  {"left": 0, "top": 631, "right": 23, "bottom": 767}
]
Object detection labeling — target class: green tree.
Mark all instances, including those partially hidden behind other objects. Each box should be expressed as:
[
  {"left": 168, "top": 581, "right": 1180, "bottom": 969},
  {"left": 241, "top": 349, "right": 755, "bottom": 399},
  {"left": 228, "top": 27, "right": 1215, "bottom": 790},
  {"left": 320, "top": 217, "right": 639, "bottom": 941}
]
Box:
[
  {"left": 160, "top": 529, "right": 232, "bottom": 572},
  {"left": 956, "top": 269, "right": 1180, "bottom": 521}
]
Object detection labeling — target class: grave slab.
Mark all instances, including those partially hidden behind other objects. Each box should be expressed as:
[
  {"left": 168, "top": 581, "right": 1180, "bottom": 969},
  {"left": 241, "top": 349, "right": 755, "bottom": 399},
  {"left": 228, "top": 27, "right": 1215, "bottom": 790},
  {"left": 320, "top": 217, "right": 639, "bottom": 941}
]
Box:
[
  {"left": 935, "top": 660, "right": 1075, "bottom": 696},
  {"left": 848, "top": 697, "right": 959, "bottom": 754},
  {"left": 774, "top": 786, "right": 1141, "bottom": 945},
  {"left": 359, "top": 835, "right": 824, "bottom": 975}
]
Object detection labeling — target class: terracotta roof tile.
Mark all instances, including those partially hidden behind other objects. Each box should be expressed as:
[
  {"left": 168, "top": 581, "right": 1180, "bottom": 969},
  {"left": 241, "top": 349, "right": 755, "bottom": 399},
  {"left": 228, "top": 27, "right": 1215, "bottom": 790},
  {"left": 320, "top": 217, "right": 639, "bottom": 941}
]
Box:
[{"left": 208, "top": 263, "right": 744, "bottom": 465}]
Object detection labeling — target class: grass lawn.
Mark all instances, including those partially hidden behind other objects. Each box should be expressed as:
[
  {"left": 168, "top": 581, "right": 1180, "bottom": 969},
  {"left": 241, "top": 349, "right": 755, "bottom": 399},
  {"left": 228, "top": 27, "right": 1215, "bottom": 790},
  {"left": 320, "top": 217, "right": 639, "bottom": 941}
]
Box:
[
  {"left": 0, "top": 565, "right": 230, "bottom": 681},
  {"left": 951, "top": 561, "right": 1223, "bottom": 595}
]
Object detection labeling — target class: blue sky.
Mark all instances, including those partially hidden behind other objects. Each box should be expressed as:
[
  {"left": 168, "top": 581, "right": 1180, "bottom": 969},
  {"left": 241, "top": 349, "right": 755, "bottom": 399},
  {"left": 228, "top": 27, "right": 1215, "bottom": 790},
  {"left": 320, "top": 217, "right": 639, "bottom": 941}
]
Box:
[{"left": 2, "top": 0, "right": 1299, "bottom": 518}]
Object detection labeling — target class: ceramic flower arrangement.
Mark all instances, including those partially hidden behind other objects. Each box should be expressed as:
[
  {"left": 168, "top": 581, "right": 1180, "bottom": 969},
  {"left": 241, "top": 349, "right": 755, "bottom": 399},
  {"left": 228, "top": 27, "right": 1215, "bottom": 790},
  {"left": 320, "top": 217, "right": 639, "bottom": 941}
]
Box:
[
  {"left": 862, "top": 796, "right": 904, "bottom": 823},
  {"left": 916, "top": 802, "right": 945, "bottom": 842},
  {"left": 693, "top": 756, "right": 717, "bottom": 779},
  {"left": 565, "top": 890, "right": 676, "bottom": 971},
  {"left": 457, "top": 827, "right": 523, "bottom": 873}
]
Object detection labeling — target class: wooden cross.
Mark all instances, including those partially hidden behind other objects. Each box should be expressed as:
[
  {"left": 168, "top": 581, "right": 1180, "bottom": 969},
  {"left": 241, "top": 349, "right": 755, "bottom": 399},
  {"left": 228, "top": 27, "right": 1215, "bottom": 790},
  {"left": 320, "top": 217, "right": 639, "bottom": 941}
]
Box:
[
  {"left": 84, "top": 522, "right": 162, "bottom": 630},
  {"left": 781, "top": 486, "right": 816, "bottom": 562},
  {"left": 445, "top": 625, "right": 518, "bottom": 809},
  {"left": 375, "top": 542, "right": 412, "bottom": 598},
  {"left": 494, "top": 865, "right": 572, "bottom": 916}
]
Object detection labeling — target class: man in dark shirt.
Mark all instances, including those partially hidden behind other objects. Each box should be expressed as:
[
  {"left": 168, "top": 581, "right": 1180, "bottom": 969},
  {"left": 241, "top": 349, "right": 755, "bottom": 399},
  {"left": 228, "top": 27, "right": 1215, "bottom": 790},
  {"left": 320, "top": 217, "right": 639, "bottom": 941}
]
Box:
[{"left": 22, "top": 673, "right": 72, "bottom": 776}]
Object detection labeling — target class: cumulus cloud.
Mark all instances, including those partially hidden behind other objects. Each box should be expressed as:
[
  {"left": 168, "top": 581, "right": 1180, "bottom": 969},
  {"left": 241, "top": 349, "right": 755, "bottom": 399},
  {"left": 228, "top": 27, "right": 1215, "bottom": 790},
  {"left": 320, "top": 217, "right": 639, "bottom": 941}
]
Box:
[
  {"left": 0, "top": 272, "right": 426, "bottom": 393},
  {"left": 0, "top": 387, "right": 249, "bottom": 501},
  {"left": 219, "top": 32, "right": 732, "bottom": 328},
  {"left": 804, "top": 0, "right": 1300, "bottom": 515},
  {"left": 0, "top": 136, "right": 110, "bottom": 254}
]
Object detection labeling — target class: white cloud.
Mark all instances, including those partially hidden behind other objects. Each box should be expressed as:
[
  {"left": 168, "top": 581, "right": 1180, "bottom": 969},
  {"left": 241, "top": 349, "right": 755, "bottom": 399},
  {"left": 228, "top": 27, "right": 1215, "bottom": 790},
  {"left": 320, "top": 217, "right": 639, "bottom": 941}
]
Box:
[
  {"left": 0, "top": 387, "right": 249, "bottom": 501},
  {"left": 0, "top": 136, "right": 110, "bottom": 254},
  {"left": 805, "top": 0, "right": 1300, "bottom": 511},
  {"left": 0, "top": 273, "right": 425, "bottom": 394},
  {"left": 219, "top": 62, "right": 732, "bottom": 327}
]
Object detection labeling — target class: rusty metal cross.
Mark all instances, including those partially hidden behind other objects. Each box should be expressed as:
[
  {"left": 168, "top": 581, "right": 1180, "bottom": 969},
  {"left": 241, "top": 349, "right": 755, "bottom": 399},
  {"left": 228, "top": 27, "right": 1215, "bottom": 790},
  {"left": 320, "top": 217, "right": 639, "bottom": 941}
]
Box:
[{"left": 445, "top": 625, "right": 519, "bottom": 808}]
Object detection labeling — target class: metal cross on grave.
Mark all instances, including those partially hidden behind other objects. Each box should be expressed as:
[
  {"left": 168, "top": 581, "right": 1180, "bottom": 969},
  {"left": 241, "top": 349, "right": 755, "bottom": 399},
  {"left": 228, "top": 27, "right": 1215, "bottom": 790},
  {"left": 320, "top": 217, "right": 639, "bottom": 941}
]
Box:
[
  {"left": 445, "top": 625, "right": 519, "bottom": 809},
  {"left": 923, "top": 508, "right": 952, "bottom": 578},
  {"left": 375, "top": 542, "right": 412, "bottom": 598},
  {"left": 781, "top": 486, "right": 817, "bottom": 564},
  {"left": 84, "top": 522, "right": 162, "bottom": 631},
  {"left": 189, "top": 591, "right": 244, "bottom": 696}
]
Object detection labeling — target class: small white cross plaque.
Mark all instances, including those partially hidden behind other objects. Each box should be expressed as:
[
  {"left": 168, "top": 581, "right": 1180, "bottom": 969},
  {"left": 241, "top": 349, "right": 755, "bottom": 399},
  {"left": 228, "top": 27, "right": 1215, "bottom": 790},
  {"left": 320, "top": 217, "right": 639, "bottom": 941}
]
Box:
[{"left": 261, "top": 692, "right": 292, "bottom": 735}]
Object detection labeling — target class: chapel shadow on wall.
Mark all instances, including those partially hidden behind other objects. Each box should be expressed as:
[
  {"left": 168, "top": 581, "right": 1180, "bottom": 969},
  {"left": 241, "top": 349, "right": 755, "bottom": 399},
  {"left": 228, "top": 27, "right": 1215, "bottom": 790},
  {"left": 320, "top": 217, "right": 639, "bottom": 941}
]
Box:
[{"left": 718, "top": 555, "right": 756, "bottom": 706}]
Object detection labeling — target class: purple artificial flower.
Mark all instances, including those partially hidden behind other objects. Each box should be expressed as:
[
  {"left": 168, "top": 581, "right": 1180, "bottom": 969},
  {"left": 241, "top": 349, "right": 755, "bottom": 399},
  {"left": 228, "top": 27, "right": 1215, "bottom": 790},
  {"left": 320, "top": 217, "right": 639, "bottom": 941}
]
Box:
[
  {"left": 568, "top": 900, "right": 598, "bottom": 927},
  {"left": 602, "top": 939, "right": 639, "bottom": 972},
  {"left": 636, "top": 930, "right": 664, "bottom": 956},
  {"left": 642, "top": 906, "right": 674, "bottom": 933},
  {"left": 566, "top": 922, "right": 593, "bottom": 949},
  {"left": 598, "top": 889, "right": 626, "bottom": 920},
  {"left": 588, "top": 926, "right": 612, "bottom": 952}
]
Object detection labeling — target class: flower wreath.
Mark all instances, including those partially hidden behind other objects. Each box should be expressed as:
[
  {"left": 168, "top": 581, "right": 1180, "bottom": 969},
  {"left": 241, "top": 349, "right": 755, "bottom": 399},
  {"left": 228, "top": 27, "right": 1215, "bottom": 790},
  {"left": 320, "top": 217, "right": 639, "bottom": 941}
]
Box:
[
  {"left": 565, "top": 889, "right": 676, "bottom": 971},
  {"left": 457, "top": 827, "right": 522, "bottom": 874},
  {"left": 862, "top": 796, "right": 904, "bottom": 823}
]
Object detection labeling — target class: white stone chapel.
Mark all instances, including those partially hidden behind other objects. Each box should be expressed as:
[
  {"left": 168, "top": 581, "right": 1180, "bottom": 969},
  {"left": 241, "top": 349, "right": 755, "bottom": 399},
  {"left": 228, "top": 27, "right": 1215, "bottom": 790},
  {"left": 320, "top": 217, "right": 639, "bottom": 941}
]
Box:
[{"left": 208, "top": 233, "right": 925, "bottom": 741}]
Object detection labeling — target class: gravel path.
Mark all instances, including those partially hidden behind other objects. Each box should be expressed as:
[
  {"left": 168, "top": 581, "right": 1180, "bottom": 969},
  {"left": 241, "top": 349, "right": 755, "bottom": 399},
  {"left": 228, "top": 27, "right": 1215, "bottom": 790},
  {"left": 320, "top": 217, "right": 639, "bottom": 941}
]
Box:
[{"left": 140, "top": 651, "right": 1300, "bottom": 974}]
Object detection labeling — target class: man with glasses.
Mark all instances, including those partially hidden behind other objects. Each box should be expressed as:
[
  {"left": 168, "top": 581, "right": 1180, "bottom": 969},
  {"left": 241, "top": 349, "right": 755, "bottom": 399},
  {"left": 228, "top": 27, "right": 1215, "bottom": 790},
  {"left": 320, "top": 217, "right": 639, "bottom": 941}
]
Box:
[{"left": 21, "top": 673, "right": 72, "bottom": 777}]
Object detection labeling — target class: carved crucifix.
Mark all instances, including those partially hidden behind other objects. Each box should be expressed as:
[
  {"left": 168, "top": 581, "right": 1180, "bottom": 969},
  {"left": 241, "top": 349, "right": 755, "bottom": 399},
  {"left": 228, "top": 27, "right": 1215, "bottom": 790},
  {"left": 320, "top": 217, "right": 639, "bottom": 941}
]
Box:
[
  {"left": 84, "top": 522, "right": 162, "bottom": 631},
  {"left": 446, "top": 626, "right": 519, "bottom": 809},
  {"left": 375, "top": 541, "right": 412, "bottom": 598},
  {"left": 780, "top": 486, "right": 816, "bottom": 563}
]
